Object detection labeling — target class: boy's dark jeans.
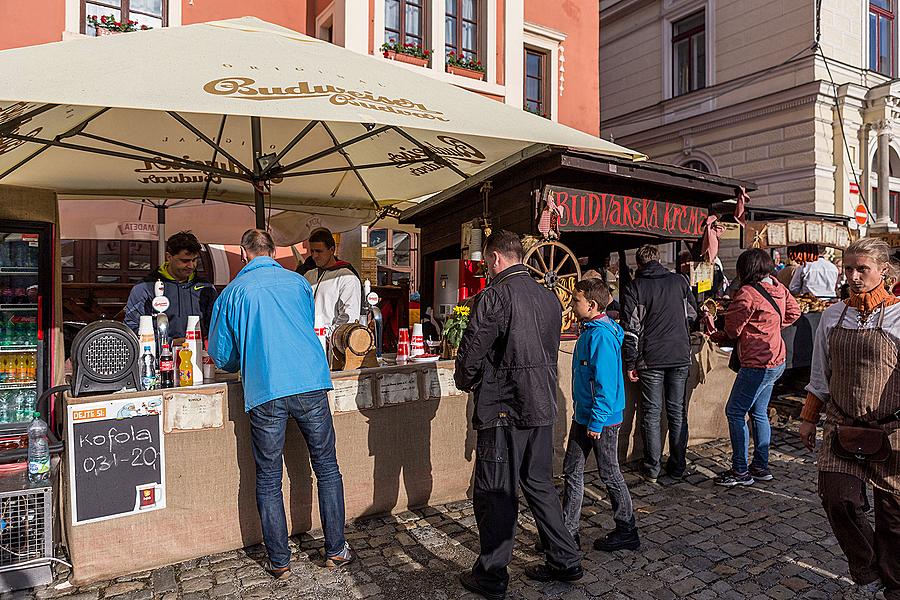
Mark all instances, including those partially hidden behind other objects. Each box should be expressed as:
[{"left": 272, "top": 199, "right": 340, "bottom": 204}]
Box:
[
  {"left": 637, "top": 366, "right": 690, "bottom": 478},
  {"left": 562, "top": 421, "right": 636, "bottom": 536}
]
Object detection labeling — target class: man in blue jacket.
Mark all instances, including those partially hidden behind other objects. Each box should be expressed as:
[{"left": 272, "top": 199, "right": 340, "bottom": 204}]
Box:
[
  {"left": 563, "top": 278, "right": 640, "bottom": 553},
  {"left": 208, "top": 229, "right": 353, "bottom": 579}
]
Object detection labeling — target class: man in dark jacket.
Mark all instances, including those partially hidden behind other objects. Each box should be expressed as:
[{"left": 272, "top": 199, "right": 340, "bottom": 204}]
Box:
[
  {"left": 455, "top": 230, "right": 582, "bottom": 600},
  {"left": 124, "top": 231, "right": 218, "bottom": 340},
  {"left": 621, "top": 244, "right": 697, "bottom": 483}
]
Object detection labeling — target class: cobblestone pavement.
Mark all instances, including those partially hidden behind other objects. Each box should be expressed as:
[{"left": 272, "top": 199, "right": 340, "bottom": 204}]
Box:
[{"left": 8, "top": 424, "right": 874, "bottom": 600}]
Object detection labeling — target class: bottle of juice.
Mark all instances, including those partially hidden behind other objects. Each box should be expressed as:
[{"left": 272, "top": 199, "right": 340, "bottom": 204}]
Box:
[
  {"left": 178, "top": 343, "right": 193, "bottom": 387},
  {"left": 0, "top": 356, "right": 7, "bottom": 383},
  {"left": 25, "top": 354, "right": 35, "bottom": 382},
  {"left": 9, "top": 354, "right": 20, "bottom": 382},
  {"left": 16, "top": 354, "right": 28, "bottom": 382}
]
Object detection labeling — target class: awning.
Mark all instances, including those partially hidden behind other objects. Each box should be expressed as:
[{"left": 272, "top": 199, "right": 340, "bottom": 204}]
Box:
[{"left": 0, "top": 17, "right": 646, "bottom": 227}]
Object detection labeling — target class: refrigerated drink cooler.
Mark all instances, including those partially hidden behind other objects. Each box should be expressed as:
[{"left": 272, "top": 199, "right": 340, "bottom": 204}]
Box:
[
  {"left": 0, "top": 221, "right": 53, "bottom": 444},
  {"left": 432, "top": 259, "right": 486, "bottom": 320}
]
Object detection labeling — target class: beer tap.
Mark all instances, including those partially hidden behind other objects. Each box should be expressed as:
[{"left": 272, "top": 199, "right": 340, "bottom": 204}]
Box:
[
  {"left": 152, "top": 280, "right": 170, "bottom": 353},
  {"left": 363, "top": 280, "right": 383, "bottom": 358}
]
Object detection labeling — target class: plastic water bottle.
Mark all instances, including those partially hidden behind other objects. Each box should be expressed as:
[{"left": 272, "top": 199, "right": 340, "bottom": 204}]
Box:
[
  {"left": 27, "top": 412, "right": 50, "bottom": 483},
  {"left": 140, "top": 344, "right": 158, "bottom": 391}
]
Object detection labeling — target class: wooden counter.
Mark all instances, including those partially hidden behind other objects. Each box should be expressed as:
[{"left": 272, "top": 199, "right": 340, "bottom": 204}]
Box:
[{"left": 59, "top": 350, "right": 731, "bottom": 585}]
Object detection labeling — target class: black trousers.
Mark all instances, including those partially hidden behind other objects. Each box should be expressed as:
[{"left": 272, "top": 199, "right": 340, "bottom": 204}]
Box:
[
  {"left": 471, "top": 425, "right": 581, "bottom": 592},
  {"left": 819, "top": 472, "right": 900, "bottom": 598}
]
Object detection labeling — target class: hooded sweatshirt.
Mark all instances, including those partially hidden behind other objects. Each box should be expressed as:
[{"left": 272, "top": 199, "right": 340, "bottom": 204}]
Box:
[
  {"left": 572, "top": 315, "right": 626, "bottom": 433},
  {"left": 304, "top": 260, "right": 361, "bottom": 331},
  {"left": 724, "top": 276, "right": 801, "bottom": 369}
]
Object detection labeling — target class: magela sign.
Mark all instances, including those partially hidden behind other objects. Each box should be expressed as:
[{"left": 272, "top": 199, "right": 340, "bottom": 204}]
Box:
[{"left": 545, "top": 185, "right": 709, "bottom": 239}]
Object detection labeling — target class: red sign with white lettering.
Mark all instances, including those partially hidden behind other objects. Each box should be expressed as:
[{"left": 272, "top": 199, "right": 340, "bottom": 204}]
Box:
[{"left": 546, "top": 186, "right": 709, "bottom": 239}]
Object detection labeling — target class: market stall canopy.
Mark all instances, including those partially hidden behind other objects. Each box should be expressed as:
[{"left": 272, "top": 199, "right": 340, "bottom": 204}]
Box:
[
  {"left": 57, "top": 197, "right": 372, "bottom": 246},
  {"left": 0, "top": 17, "right": 645, "bottom": 226}
]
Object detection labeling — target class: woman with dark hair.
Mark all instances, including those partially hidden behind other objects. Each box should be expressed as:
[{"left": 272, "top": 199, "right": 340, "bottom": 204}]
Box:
[{"left": 712, "top": 249, "right": 800, "bottom": 486}]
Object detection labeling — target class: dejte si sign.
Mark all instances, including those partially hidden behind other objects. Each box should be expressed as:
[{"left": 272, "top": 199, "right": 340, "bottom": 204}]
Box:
[{"left": 544, "top": 185, "right": 708, "bottom": 239}]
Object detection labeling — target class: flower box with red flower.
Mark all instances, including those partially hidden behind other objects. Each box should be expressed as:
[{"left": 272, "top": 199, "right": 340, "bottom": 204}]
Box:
[
  {"left": 445, "top": 53, "right": 485, "bottom": 80},
  {"left": 87, "top": 14, "right": 151, "bottom": 34},
  {"left": 380, "top": 40, "right": 431, "bottom": 68}
]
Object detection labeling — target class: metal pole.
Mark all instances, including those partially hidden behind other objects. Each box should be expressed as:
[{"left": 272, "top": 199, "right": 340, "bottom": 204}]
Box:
[
  {"left": 157, "top": 204, "right": 167, "bottom": 267},
  {"left": 251, "top": 116, "right": 266, "bottom": 230}
]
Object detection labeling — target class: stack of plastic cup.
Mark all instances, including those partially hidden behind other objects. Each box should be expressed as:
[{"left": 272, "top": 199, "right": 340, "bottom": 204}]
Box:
[
  {"left": 138, "top": 315, "right": 156, "bottom": 359},
  {"left": 396, "top": 329, "right": 410, "bottom": 365},
  {"left": 185, "top": 316, "right": 203, "bottom": 384},
  {"left": 410, "top": 323, "right": 425, "bottom": 357}
]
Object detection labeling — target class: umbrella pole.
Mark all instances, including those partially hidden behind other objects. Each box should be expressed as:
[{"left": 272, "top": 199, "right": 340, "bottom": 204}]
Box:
[
  {"left": 251, "top": 116, "right": 266, "bottom": 230},
  {"left": 157, "top": 204, "right": 167, "bottom": 266}
]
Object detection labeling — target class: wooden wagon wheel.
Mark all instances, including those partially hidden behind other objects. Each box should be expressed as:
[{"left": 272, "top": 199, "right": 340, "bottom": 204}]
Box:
[{"left": 522, "top": 239, "right": 582, "bottom": 332}]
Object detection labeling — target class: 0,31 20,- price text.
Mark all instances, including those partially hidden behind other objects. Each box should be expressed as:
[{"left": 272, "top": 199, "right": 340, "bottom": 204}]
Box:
[{"left": 82, "top": 447, "right": 158, "bottom": 476}]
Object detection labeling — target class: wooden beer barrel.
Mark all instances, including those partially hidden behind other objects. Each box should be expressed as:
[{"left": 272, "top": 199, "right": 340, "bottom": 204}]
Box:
[{"left": 331, "top": 323, "right": 374, "bottom": 356}]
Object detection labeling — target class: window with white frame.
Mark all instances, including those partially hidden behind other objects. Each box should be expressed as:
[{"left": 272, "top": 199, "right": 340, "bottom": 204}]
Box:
[
  {"left": 82, "top": 0, "right": 165, "bottom": 34},
  {"left": 524, "top": 48, "right": 549, "bottom": 118},
  {"left": 869, "top": 0, "right": 894, "bottom": 76},
  {"left": 672, "top": 11, "right": 706, "bottom": 96},
  {"left": 446, "top": 0, "right": 480, "bottom": 61},
  {"left": 385, "top": 0, "right": 426, "bottom": 48}
]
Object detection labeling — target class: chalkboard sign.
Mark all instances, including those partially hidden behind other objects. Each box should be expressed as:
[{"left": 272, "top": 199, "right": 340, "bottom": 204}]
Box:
[{"left": 67, "top": 396, "right": 166, "bottom": 525}]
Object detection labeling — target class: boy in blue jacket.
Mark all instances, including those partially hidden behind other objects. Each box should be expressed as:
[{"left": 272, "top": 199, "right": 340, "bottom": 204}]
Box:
[{"left": 563, "top": 278, "right": 640, "bottom": 552}]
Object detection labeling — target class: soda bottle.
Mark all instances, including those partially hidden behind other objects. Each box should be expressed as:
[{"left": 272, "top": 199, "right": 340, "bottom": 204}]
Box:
[
  {"left": 178, "top": 343, "right": 193, "bottom": 387},
  {"left": 25, "top": 354, "right": 35, "bottom": 382},
  {"left": 139, "top": 344, "right": 158, "bottom": 391},
  {"left": 14, "top": 391, "right": 26, "bottom": 421},
  {"left": 27, "top": 412, "right": 50, "bottom": 483},
  {"left": 158, "top": 343, "right": 175, "bottom": 389}
]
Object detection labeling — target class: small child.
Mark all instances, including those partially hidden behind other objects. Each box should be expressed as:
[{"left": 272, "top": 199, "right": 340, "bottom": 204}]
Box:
[{"left": 563, "top": 278, "right": 640, "bottom": 552}]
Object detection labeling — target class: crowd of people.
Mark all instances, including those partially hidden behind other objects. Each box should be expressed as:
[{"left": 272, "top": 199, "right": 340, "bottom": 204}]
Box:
[
  {"left": 453, "top": 234, "right": 898, "bottom": 600},
  {"left": 158, "top": 225, "right": 898, "bottom": 600}
]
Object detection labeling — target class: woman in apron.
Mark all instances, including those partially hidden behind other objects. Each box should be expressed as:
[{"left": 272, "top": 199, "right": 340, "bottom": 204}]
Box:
[{"left": 800, "top": 237, "right": 900, "bottom": 600}]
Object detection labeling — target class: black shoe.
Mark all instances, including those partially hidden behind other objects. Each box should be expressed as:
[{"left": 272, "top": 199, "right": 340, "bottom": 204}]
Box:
[
  {"left": 749, "top": 466, "right": 773, "bottom": 481},
  {"left": 524, "top": 563, "right": 584, "bottom": 583},
  {"left": 714, "top": 470, "right": 755, "bottom": 487},
  {"left": 593, "top": 529, "right": 641, "bottom": 552},
  {"left": 458, "top": 571, "right": 506, "bottom": 600},
  {"left": 534, "top": 533, "right": 579, "bottom": 554},
  {"left": 639, "top": 470, "right": 659, "bottom": 484}
]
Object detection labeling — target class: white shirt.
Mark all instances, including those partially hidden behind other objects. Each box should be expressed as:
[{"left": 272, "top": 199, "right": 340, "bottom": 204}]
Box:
[
  {"left": 789, "top": 258, "right": 839, "bottom": 298},
  {"left": 304, "top": 266, "right": 361, "bottom": 332},
  {"left": 806, "top": 301, "right": 900, "bottom": 402}
]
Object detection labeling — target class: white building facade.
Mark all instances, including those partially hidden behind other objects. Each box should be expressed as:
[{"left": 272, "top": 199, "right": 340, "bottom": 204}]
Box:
[{"left": 600, "top": 0, "right": 900, "bottom": 251}]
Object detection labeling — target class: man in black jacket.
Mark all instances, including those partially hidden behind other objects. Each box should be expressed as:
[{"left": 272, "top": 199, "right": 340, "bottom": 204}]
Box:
[
  {"left": 455, "top": 230, "right": 582, "bottom": 600},
  {"left": 124, "top": 231, "right": 218, "bottom": 340},
  {"left": 621, "top": 244, "right": 697, "bottom": 483}
]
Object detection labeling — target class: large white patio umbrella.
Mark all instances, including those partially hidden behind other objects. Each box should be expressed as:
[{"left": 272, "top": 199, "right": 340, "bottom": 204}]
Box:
[
  {"left": 0, "top": 17, "right": 645, "bottom": 229},
  {"left": 57, "top": 197, "right": 371, "bottom": 246}
]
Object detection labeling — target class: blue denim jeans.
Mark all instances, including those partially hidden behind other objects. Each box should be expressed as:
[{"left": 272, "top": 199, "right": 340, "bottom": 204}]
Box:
[
  {"left": 249, "top": 390, "right": 346, "bottom": 567},
  {"left": 725, "top": 363, "right": 785, "bottom": 474},
  {"left": 562, "top": 422, "right": 636, "bottom": 536},
  {"left": 637, "top": 366, "right": 691, "bottom": 478}
]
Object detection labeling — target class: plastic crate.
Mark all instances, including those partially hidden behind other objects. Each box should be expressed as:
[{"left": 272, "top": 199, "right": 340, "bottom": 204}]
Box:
[{"left": 0, "top": 472, "right": 52, "bottom": 592}]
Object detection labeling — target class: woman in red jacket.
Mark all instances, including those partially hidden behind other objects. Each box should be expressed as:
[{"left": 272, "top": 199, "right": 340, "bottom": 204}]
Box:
[{"left": 713, "top": 249, "right": 801, "bottom": 487}]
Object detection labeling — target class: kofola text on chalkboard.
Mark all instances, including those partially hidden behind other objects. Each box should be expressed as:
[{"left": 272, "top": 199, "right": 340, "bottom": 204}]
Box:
[
  {"left": 545, "top": 185, "right": 708, "bottom": 238},
  {"left": 79, "top": 424, "right": 153, "bottom": 453}
]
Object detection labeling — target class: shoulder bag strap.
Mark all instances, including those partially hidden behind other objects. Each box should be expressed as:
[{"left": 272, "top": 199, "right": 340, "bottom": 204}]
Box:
[{"left": 750, "top": 283, "right": 782, "bottom": 324}]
